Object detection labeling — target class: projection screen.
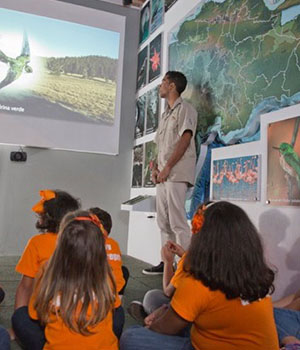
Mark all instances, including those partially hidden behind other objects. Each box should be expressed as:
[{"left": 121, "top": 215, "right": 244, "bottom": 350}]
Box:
[{"left": 0, "top": 0, "right": 125, "bottom": 154}]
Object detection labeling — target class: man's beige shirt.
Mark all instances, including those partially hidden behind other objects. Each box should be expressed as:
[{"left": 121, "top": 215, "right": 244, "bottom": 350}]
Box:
[{"left": 154, "top": 97, "right": 197, "bottom": 186}]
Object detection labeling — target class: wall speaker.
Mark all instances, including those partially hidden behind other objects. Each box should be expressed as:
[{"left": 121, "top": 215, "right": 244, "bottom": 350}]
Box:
[{"left": 10, "top": 151, "right": 27, "bottom": 162}]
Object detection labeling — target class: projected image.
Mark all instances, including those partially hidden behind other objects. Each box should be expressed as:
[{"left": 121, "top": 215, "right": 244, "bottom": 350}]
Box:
[{"left": 0, "top": 8, "right": 120, "bottom": 124}]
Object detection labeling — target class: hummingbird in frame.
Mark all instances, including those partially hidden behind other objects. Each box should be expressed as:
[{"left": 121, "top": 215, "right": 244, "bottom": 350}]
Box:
[{"left": 273, "top": 142, "right": 300, "bottom": 190}]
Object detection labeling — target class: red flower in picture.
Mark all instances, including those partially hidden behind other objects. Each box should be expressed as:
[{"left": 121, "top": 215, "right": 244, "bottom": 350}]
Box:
[{"left": 150, "top": 48, "right": 160, "bottom": 72}]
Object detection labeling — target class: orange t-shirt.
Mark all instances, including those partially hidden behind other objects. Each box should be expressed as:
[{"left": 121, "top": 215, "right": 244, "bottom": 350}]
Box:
[
  {"left": 170, "top": 254, "right": 187, "bottom": 288},
  {"left": 105, "top": 237, "right": 125, "bottom": 308},
  {"left": 16, "top": 233, "right": 57, "bottom": 278},
  {"left": 16, "top": 233, "right": 124, "bottom": 308},
  {"left": 171, "top": 275, "right": 279, "bottom": 350},
  {"left": 29, "top": 293, "right": 118, "bottom": 350}
]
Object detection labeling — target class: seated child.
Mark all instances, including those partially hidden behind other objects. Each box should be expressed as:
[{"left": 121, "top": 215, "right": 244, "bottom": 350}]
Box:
[
  {"left": 12, "top": 190, "right": 80, "bottom": 350},
  {"left": 29, "top": 210, "right": 118, "bottom": 350},
  {"left": 121, "top": 201, "right": 279, "bottom": 350},
  {"left": 128, "top": 203, "right": 207, "bottom": 322},
  {"left": 89, "top": 207, "right": 130, "bottom": 338}
]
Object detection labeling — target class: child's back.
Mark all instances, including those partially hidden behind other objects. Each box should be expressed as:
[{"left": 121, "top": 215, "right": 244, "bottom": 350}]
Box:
[
  {"left": 29, "top": 211, "right": 118, "bottom": 350},
  {"left": 29, "top": 298, "right": 117, "bottom": 350}
]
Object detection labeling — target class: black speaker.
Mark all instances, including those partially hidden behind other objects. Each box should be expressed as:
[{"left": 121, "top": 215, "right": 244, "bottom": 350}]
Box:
[{"left": 10, "top": 151, "right": 27, "bottom": 162}]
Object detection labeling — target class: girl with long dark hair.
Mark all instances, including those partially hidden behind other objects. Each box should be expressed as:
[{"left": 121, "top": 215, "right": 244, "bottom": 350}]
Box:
[{"left": 121, "top": 201, "right": 279, "bottom": 350}]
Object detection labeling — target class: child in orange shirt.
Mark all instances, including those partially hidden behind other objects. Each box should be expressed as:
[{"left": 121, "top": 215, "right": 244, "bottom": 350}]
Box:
[
  {"left": 89, "top": 207, "right": 130, "bottom": 338},
  {"left": 29, "top": 210, "right": 118, "bottom": 350},
  {"left": 12, "top": 190, "right": 80, "bottom": 350},
  {"left": 120, "top": 201, "right": 279, "bottom": 350}
]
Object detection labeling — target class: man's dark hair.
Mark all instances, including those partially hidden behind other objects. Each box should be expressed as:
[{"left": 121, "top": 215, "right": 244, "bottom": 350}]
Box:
[
  {"left": 89, "top": 207, "right": 112, "bottom": 235},
  {"left": 166, "top": 71, "right": 187, "bottom": 95},
  {"left": 184, "top": 201, "right": 275, "bottom": 302},
  {"left": 36, "top": 190, "right": 80, "bottom": 233}
]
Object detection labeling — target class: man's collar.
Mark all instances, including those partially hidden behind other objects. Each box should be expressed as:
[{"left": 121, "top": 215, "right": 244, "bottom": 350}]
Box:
[{"left": 166, "top": 96, "right": 182, "bottom": 113}]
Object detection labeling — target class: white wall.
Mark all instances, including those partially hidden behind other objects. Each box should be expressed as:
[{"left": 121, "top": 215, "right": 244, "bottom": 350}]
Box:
[{"left": 0, "top": 0, "right": 139, "bottom": 255}]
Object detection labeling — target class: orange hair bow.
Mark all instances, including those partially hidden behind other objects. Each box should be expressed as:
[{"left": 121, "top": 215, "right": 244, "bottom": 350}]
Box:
[
  {"left": 75, "top": 214, "right": 108, "bottom": 238},
  {"left": 191, "top": 205, "right": 206, "bottom": 234},
  {"left": 191, "top": 202, "right": 215, "bottom": 234},
  {"left": 32, "top": 190, "right": 56, "bottom": 214}
]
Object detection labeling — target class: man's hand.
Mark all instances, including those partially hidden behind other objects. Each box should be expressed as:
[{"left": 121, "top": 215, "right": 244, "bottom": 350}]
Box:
[
  {"left": 157, "top": 165, "right": 171, "bottom": 183},
  {"left": 166, "top": 241, "right": 185, "bottom": 258},
  {"left": 161, "top": 244, "right": 174, "bottom": 264},
  {"left": 151, "top": 168, "right": 160, "bottom": 184}
]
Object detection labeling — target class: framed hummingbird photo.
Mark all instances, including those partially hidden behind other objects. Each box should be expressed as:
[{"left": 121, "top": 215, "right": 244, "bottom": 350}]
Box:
[{"left": 267, "top": 116, "right": 300, "bottom": 206}]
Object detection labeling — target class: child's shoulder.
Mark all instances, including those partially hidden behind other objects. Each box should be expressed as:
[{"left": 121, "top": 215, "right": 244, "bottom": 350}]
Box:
[
  {"left": 105, "top": 236, "right": 121, "bottom": 253},
  {"left": 28, "top": 232, "right": 57, "bottom": 245}
]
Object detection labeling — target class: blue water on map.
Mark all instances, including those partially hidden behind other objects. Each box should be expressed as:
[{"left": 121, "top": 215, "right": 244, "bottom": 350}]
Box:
[
  {"left": 281, "top": 5, "right": 300, "bottom": 25},
  {"left": 206, "top": 92, "right": 300, "bottom": 145},
  {"left": 263, "top": 0, "right": 286, "bottom": 11}
]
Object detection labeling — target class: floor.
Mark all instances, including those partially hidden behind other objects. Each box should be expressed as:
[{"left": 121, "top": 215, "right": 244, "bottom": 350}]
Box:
[{"left": 0, "top": 255, "right": 162, "bottom": 350}]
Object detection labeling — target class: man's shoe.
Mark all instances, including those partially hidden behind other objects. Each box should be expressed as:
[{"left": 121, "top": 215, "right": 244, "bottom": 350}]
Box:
[
  {"left": 142, "top": 261, "right": 164, "bottom": 275},
  {"left": 127, "top": 301, "right": 147, "bottom": 323}
]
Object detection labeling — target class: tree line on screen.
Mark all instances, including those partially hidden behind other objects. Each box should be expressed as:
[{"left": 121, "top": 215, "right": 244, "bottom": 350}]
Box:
[{"left": 44, "top": 56, "right": 118, "bottom": 82}]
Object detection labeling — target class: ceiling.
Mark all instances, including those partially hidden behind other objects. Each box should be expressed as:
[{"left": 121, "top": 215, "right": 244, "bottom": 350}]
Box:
[{"left": 98, "top": 0, "right": 146, "bottom": 7}]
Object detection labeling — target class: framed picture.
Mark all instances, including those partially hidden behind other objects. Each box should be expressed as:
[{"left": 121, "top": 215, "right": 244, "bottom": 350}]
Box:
[
  {"left": 212, "top": 155, "right": 261, "bottom": 201},
  {"left": 135, "top": 93, "right": 147, "bottom": 138},
  {"left": 267, "top": 116, "right": 300, "bottom": 206},
  {"left": 139, "top": 2, "right": 150, "bottom": 44},
  {"left": 132, "top": 144, "right": 144, "bottom": 188},
  {"left": 146, "top": 86, "right": 160, "bottom": 134},
  {"left": 137, "top": 46, "right": 148, "bottom": 90},
  {"left": 149, "top": 33, "right": 162, "bottom": 83},
  {"left": 165, "top": 0, "right": 178, "bottom": 12},
  {"left": 144, "top": 140, "right": 157, "bottom": 187},
  {"left": 150, "top": 0, "right": 164, "bottom": 34}
]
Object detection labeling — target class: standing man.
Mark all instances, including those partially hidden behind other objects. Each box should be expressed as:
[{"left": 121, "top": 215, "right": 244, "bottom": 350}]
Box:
[{"left": 143, "top": 71, "right": 197, "bottom": 275}]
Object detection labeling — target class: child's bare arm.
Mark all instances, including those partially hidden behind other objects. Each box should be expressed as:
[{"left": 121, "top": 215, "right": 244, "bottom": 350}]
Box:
[{"left": 14, "top": 275, "right": 34, "bottom": 309}]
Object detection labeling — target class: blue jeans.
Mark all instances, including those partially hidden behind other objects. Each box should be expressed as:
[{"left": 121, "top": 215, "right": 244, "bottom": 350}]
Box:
[
  {"left": 113, "top": 305, "right": 125, "bottom": 339},
  {"left": 274, "top": 307, "right": 300, "bottom": 344},
  {"left": 12, "top": 306, "right": 45, "bottom": 350},
  {"left": 120, "top": 325, "right": 194, "bottom": 350},
  {"left": 0, "top": 326, "right": 10, "bottom": 350}
]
